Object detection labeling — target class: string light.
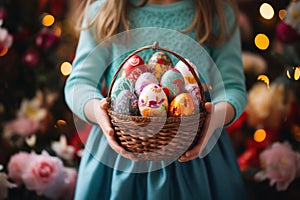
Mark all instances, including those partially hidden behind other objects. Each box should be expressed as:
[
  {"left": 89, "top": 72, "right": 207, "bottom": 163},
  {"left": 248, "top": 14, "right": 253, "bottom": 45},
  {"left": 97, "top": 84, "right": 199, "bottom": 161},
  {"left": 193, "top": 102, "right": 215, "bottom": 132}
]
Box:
[
  {"left": 260, "top": 3, "right": 274, "bottom": 20},
  {"left": 254, "top": 129, "right": 267, "bottom": 143},
  {"left": 42, "top": 14, "right": 55, "bottom": 27},
  {"left": 60, "top": 61, "right": 72, "bottom": 76},
  {"left": 254, "top": 33, "right": 270, "bottom": 50}
]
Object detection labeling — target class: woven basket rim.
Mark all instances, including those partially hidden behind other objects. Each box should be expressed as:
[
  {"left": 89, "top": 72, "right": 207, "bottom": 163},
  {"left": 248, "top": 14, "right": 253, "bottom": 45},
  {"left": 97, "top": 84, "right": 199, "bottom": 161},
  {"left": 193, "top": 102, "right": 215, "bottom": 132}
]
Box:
[{"left": 107, "top": 109, "right": 205, "bottom": 123}]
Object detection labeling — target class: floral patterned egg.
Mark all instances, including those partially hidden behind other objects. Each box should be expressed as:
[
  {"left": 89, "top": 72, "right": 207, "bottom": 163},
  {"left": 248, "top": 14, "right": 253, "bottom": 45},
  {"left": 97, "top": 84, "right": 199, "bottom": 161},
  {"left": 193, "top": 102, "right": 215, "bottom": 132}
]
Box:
[
  {"left": 185, "top": 84, "right": 202, "bottom": 113},
  {"left": 120, "top": 54, "right": 147, "bottom": 84},
  {"left": 113, "top": 90, "right": 139, "bottom": 115},
  {"left": 175, "top": 59, "right": 199, "bottom": 87},
  {"left": 111, "top": 77, "right": 134, "bottom": 103},
  {"left": 160, "top": 68, "right": 185, "bottom": 102},
  {"left": 148, "top": 51, "right": 173, "bottom": 81},
  {"left": 135, "top": 72, "right": 159, "bottom": 96},
  {"left": 138, "top": 83, "right": 168, "bottom": 117},
  {"left": 169, "top": 93, "right": 196, "bottom": 117}
]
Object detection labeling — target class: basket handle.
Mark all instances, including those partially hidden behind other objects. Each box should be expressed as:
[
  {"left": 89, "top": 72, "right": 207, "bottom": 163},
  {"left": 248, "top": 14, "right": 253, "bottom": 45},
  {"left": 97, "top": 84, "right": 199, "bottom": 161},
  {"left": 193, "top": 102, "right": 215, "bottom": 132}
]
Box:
[{"left": 107, "top": 41, "right": 206, "bottom": 104}]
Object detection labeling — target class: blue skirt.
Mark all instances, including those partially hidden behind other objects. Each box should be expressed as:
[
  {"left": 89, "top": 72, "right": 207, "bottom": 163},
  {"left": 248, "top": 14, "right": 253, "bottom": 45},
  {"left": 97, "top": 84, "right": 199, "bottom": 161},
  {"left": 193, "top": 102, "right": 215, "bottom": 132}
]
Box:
[{"left": 74, "top": 126, "right": 248, "bottom": 200}]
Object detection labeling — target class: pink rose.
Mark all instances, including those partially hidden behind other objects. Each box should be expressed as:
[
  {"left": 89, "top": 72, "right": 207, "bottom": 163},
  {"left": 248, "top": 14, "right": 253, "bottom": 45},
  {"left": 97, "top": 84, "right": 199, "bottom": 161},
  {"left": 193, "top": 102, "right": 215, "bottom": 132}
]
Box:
[
  {"left": 22, "top": 151, "right": 66, "bottom": 198},
  {"left": 254, "top": 142, "right": 300, "bottom": 191},
  {"left": 7, "top": 152, "right": 30, "bottom": 185}
]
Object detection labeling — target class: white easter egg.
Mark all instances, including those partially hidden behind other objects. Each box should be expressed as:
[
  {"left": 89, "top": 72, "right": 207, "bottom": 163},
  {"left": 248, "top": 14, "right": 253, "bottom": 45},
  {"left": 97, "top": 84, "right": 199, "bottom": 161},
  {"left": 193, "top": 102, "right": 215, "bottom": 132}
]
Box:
[
  {"left": 138, "top": 83, "right": 168, "bottom": 117},
  {"left": 135, "top": 72, "right": 159, "bottom": 96},
  {"left": 175, "top": 59, "right": 199, "bottom": 87}
]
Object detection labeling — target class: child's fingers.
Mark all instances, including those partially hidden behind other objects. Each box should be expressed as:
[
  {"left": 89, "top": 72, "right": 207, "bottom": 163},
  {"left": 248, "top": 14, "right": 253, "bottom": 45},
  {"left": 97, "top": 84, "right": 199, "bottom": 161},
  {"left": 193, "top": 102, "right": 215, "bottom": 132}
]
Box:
[
  {"left": 98, "top": 98, "right": 114, "bottom": 137},
  {"left": 178, "top": 145, "right": 201, "bottom": 162},
  {"left": 98, "top": 98, "right": 138, "bottom": 161},
  {"left": 178, "top": 102, "right": 214, "bottom": 162},
  {"left": 106, "top": 135, "right": 138, "bottom": 161}
]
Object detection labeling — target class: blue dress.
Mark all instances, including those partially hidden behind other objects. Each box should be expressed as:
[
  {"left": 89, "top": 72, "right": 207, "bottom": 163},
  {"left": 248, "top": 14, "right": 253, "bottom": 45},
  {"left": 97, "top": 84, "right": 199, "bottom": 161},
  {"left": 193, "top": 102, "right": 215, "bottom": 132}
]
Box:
[{"left": 64, "top": 1, "right": 248, "bottom": 199}]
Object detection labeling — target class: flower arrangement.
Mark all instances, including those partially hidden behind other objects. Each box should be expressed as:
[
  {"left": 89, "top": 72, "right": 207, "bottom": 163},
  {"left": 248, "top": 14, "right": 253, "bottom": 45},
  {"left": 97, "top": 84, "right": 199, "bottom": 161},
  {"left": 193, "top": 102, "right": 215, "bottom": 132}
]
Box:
[
  {"left": 7, "top": 151, "right": 77, "bottom": 200},
  {"left": 276, "top": 0, "right": 300, "bottom": 44},
  {"left": 254, "top": 142, "right": 300, "bottom": 191},
  {"left": 0, "top": 0, "right": 82, "bottom": 199}
]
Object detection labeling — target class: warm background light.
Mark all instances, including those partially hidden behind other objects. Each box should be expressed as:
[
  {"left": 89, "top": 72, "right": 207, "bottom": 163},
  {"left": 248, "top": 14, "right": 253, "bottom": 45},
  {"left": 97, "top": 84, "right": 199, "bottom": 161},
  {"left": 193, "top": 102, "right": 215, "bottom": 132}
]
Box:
[
  {"left": 260, "top": 3, "right": 274, "bottom": 20},
  {"left": 53, "top": 24, "right": 62, "bottom": 37},
  {"left": 278, "top": 9, "right": 286, "bottom": 20},
  {"left": 254, "top": 33, "right": 270, "bottom": 50},
  {"left": 0, "top": 47, "right": 8, "bottom": 57},
  {"left": 287, "top": 66, "right": 300, "bottom": 80},
  {"left": 254, "top": 129, "right": 267, "bottom": 142},
  {"left": 42, "top": 14, "right": 55, "bottom": 27},
  {"left": 56, "top": 119, "right": 67, "bottom": 126},
  {"left": 257, "top": 74, "right": 270, "bottom": 88},
  {"left": 60, "top": 61, "right": 72, "bottom": 76}
]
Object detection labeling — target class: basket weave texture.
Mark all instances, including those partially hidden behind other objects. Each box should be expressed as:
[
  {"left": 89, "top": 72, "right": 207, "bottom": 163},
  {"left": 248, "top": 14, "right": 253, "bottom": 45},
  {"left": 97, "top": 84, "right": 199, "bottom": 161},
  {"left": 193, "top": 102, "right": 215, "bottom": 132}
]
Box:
[{"left": 107, "top": 41, "right": 207, "bottom": 161}]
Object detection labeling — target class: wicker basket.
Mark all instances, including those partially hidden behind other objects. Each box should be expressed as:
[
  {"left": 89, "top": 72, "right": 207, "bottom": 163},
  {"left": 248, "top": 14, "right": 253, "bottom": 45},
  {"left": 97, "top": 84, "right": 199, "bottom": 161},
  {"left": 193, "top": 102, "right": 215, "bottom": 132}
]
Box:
[{"left": 107, "top": 41, "right": 207, "bottom": 161}]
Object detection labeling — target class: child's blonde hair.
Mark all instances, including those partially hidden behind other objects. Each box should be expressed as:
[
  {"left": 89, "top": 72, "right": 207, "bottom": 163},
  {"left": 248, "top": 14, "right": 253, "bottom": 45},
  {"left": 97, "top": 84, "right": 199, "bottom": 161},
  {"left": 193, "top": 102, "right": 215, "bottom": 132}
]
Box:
[{"left": 77, "top": 0, "right": 239, "bottom": 46}]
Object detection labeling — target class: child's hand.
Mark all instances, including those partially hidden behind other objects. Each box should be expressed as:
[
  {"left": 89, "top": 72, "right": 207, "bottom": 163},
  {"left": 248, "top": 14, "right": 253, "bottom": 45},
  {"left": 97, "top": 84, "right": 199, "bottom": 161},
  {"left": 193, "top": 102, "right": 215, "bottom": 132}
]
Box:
[
  {"left": 99, "top": 98, "right": 138, "bottom": 161},
  {"left": 178, "top": 102, "right": 213, "bottom": 162}
]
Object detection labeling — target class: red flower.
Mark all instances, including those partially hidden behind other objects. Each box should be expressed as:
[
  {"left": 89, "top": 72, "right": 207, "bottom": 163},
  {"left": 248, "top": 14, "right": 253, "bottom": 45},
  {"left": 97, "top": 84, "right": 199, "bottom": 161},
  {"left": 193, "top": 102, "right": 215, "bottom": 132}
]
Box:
[{"left": 276, "top": 21, "right": 300, "bottom": 44}]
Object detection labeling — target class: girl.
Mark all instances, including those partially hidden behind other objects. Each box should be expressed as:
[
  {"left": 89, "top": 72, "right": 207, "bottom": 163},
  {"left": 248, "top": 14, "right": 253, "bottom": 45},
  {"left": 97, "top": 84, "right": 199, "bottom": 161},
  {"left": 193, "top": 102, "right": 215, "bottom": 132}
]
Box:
[{"left": 65, "top": 0, "right": 248, "bottom": 199}]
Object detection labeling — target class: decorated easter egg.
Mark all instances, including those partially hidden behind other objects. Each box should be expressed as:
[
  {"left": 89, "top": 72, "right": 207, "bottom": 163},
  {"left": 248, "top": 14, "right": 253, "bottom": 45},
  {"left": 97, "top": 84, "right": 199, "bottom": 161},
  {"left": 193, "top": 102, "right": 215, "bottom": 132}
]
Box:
[
  {"left": 160, "top": 68, "right": 185, "bottom": 101},
  {"left": 135, "top": 72, "right": 159, "bottom": 96},
  {"left": 175, "top": 59, "right": 199, "bottom": 87},
  {"left": 169, "top": 93, "right": 196, "bottom": 117},
  {"left": 120, "top": 54, "right": 147, "bottom": 84},
  {"left": 148, "top": 51, "right": 173, "bottom": 81},
  {"left": 113, "top": 90, "right": 139, "bottom": 115},
  {"left": 185, "top": 84, "right": 202, "bottom": 113},
  {"left": 111, "top": 77, "right": 134, "bottom": 102},
  {"left": 138, "top": 83, "right": 168, "bottom": 117}
]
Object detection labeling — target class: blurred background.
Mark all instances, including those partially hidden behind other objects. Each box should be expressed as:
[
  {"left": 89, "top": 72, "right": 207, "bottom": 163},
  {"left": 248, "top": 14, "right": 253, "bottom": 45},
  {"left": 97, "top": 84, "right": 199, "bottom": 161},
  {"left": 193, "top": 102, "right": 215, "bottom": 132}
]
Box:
[{"left": 0, "top": 0, "right": 299, "bottom": 199}]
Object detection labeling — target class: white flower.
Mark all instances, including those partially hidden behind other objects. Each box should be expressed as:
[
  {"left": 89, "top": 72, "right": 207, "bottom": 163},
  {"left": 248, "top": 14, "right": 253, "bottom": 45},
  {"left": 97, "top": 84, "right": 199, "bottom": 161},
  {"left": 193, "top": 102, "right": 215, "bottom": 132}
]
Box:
[
  {"left": 51, "top": 135, "right": 75, "bottom": 161},
  {"left": 285, "top": 1, "right": 300, "bottom": 33},
  {"left": 0, "top": 27, "right": 13, "bottom": 48},
  {"left": 18, "top": 96, "right": 47, "bottom": 122}
]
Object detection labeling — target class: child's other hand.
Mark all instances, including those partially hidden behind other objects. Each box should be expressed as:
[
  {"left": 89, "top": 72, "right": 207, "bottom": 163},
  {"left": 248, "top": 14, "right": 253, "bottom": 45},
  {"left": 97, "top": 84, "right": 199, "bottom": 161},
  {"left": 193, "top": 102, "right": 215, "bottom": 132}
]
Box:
[
  {"left": 178, "top": 102, "right": 213, "bottom": 162},
  {"left": 99, "top": 98, "right": 138, "bottom": 161}
]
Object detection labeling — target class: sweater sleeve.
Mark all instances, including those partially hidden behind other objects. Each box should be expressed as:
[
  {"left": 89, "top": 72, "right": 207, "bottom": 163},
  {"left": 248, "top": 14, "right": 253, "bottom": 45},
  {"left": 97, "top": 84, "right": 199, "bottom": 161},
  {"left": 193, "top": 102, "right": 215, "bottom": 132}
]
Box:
[
  {"left": 210, "top": 5, "right": 248, "bottom": 125},
  {"left": 64, "top": 1, "right": 109, "bottom": 123}
]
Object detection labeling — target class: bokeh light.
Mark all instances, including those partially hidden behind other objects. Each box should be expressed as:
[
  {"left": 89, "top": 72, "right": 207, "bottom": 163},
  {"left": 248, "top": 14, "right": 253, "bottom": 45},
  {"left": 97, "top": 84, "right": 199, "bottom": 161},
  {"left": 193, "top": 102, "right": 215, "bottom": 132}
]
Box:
[
  {"left": 286, "top": 66, "right": 300, "bottom": 80},
  {"left": 254, "top": 33, "right": 270, "bottom": 50},
  {"left": 260, "top": 3, "right": 274, "bottom": 20},
  {"left": 53, "top": 24, "right": 62, "bottom": 37},
  {"left": 257, "top": 74, "right": 270, "bottom": 88},
  {"left": 56, "top": 119, "right": 67, "bottom": 126},
  {"left": 254, "top": 129, "right": 267, "bottom": 143},
  {"left": 42, "top": 14, "right": 55, "bottom": 27},
  {"left": 279, "top": 9, "right": 286, "bottom": 20},
  {"left": 0, "top": 47, "right": 8, "bottom": 57},
  {"left": 25, "top": 135, "right": 37, "bottom": 147},
  {"left": 292, "top": 125, "right": 300, "bottom": 142},
  {"left": 60, "top": 61, "right": 72, "bottom": 76}
]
